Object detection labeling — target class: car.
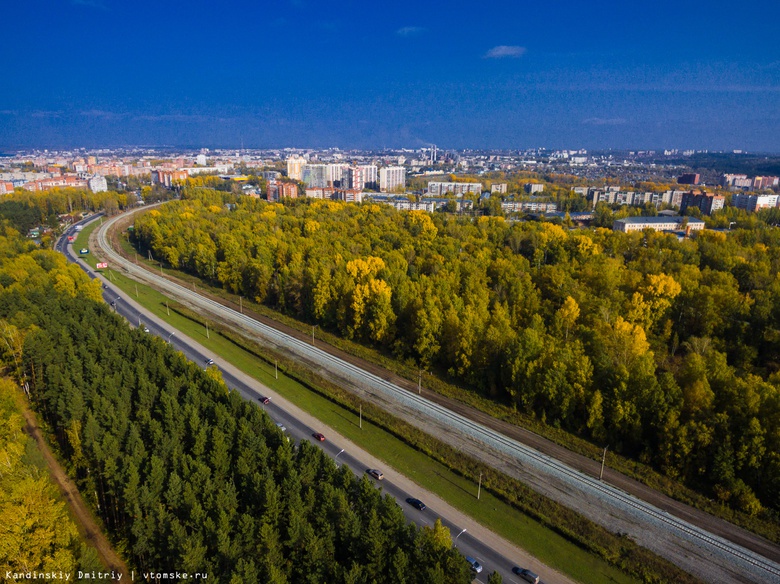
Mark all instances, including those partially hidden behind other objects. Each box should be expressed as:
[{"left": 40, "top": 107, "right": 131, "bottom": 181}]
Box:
[
  {"left": 205, "top": 358, "right": 214, "bottom": 365},
  {"left": 465, "top": 556, "right": 483, "bottom": 574},
  {"left": 103, "top": 284, "right": 108, "bottom": 289},
  {"left": 366, "top": 469, "right": 384, "bottom": 480},
  {"left": 313, "top": 432, "right": 326, "bottom": 442},
  {"left": 110, "top": 301, "right": 116, "bottom": 307},
  {"left": 275, "top": 422, "right": 286, "bottom": 432},
  {"left": 406, "top": 497, "right": 426, "bottom": 511},
  {"left": 512, "top": 567, "right": 539, "bottom": 584},
  {"left": 142, "top": 325, "right": 150, "bottom": 333},
  {"left": 259, "top": 396, "right": 271, "bottom": 405}
]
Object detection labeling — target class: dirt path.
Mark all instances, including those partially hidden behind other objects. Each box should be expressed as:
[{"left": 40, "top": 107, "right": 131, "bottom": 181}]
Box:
[{"left": 20, "top": 402, "right": 130, "bottom": 583}]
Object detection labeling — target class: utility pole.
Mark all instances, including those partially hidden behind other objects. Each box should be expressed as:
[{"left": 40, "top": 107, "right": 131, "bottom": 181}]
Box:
[
  {"left": 135, "top": 284, "right": 138, "bottom": 297},
  {"left": 275, "top": 360, "right": 278, "bottom": 380},
  {"left": 166, "top": 301, "right": 169, "bottom": 316},
  {"left": 206, "top": 322, "right": 210, "bottom": 339},
  {"left": 600, "top": 446, "right": 608, "bottom": 481},
  {"left": 477, "top": 472, "right": 482, "bottom": 500},
  {"left": 160, "top": 262, "right": 163, "bottom": 275},
  {"left": 418, "top": 369, "right": 421, "bottom": 394},
  {"left": 359, "top": 404, "right": 362, "bottom": 429},
  {"left": 312, "top": 325, "right": 316, "bottom": 345},
  {"left": 239, "top": 296, "right": 242, "bottom": 314}
]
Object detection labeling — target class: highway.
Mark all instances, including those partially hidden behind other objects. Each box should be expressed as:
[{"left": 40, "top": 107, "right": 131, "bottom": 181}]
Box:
[
  {"left": 58, "top": 214, "right": 566, "bottom": 584},
  {"left": 86, "top": 207, "right": 780, "bottom": 584}
]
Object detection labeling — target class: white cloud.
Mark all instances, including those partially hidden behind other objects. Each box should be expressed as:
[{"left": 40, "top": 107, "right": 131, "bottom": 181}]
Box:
[
  {"left": 397, "top": 26, "right": 424, "bottom": 36},
  {"left": 484, "top": 45, "right": 526, "bottom": 59}
]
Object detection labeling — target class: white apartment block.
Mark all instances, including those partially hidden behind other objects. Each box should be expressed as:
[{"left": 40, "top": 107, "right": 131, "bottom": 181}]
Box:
[
  {"left": 379, "top": 166, "right": 406, "bottom": 192},
  {"left": 731, "top": 193, "right": 780, "bottom": 212},
  {"left": 427, "top": 182, "right": 483, "bottom": 197},
  {"left": 87, "top": 175, "right": 108, "bottom": 193}
]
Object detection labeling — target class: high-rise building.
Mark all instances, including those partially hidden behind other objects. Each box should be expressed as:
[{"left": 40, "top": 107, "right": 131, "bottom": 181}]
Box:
[
  {"left": 379, "top": 166, "right": 406, "bottom": 192},
  {"left": 327, "top": 164, "right": 345, "bottom": 186},
  {"left": 286, "top": 155, "right": 307, "bottom": 180},
  {"left": 302, "top": 164, "right": 329, "bottom": 188}
]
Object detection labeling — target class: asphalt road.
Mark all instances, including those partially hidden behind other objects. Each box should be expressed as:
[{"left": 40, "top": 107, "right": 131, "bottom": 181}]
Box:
[{"left": 57, "top": 215, "right": 563, "bottom": 584}]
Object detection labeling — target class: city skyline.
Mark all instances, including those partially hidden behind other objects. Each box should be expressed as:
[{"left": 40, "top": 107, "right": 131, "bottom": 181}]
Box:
[{"left": 2, "top": 0, "right": 779, "bottom": 151}]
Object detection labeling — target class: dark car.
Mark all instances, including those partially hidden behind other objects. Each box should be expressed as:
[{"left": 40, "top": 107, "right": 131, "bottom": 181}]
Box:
[
  {"left": 313, "top": 432, "right": 326, "bottom": 442},
  {"left": 406, "top": 497, "right": 426, "bottom": 511},
  {"left": 512, "top": 567, "right": 539, "bottom": 584},
  {"left": 259, "top": 396, "right": 271, "bottom": 405}
]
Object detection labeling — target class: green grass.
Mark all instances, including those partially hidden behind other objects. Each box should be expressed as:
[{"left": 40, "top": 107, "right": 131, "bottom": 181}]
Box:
[{"left": 68, "top": 222, "right": 688, "bottom": 584}]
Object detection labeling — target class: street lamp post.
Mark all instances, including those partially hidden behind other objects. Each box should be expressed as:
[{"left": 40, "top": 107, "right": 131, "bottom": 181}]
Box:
[
  {"left": 335, "top": 449, "right": 344, "bottom": 466},
  {"left": 167, "top": 332, "right": 175, "bottom": 344},
  {"left": 455, "top": 528, "right": 466, "bottom": 545}
]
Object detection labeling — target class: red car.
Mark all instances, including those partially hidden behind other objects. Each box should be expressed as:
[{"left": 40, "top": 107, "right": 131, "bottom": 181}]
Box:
[{"left": 313, "top": 432, "right": 326, "bottom": 442}]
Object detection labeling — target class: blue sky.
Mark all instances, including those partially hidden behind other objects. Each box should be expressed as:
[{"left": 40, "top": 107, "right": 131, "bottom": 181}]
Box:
[{"left": 2, "top": 0, "right": 779, "bottom": 151}]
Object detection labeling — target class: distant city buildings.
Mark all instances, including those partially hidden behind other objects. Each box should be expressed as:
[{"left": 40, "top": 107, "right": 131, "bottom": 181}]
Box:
[{"left": 721, "top": 174, "right": 779, "bottom": 190}]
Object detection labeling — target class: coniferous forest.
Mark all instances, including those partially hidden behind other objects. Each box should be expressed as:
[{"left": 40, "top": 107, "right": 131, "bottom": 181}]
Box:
[
  {"left": 0, "top": 225, "right": 472, "bottom": 583},
  {"left": 132, "top": 190, "right": 780, "bottom": 517}
]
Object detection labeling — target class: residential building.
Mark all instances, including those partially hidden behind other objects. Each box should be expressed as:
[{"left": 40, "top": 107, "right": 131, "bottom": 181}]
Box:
[
  {"left": 491, "top": 183, "right": 507, "bottom": 194},
  {"left": 379, "top": 166, "right": 406, "bottom": 192},
  {"left": 305, "top": 187, "right": 336, "bottom": 199},
  {"left": 302, "top": 164, "right": 329, "bottom": 188},
  {"left": 679, "top": 191, "right": 725, "bottom": 215},
  {"left": 501, "top": 200, "right": 557, "bottom": 213},
  {"left": 677, "top": 173, "right": 700, "bottom": 185},
  {"left": 151, "top": 170, "right": 188, "bottom": 187},
  {"left": 427, "top": 182, "right": 482, "bottom": 196},
  {"left": 87, "top": 175, "right": 108, "bottom": 193},
  {"left": 286, "top": 155, "right": 306, "bottom": 180},
  {"left": 731, "top": 193, "right": 779, "bottom": 212},
  {"left": 613, "top": 216, "right": 705, "bottom": 233},
  {"left": 334, "top": 189, "right": 363, "bottom": 203},
  {"left": 524, "top": 183, "right": 544, "bottom": 194},
  {"left": 267, "top": 181, "right": 299, "bottom": 201}
]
